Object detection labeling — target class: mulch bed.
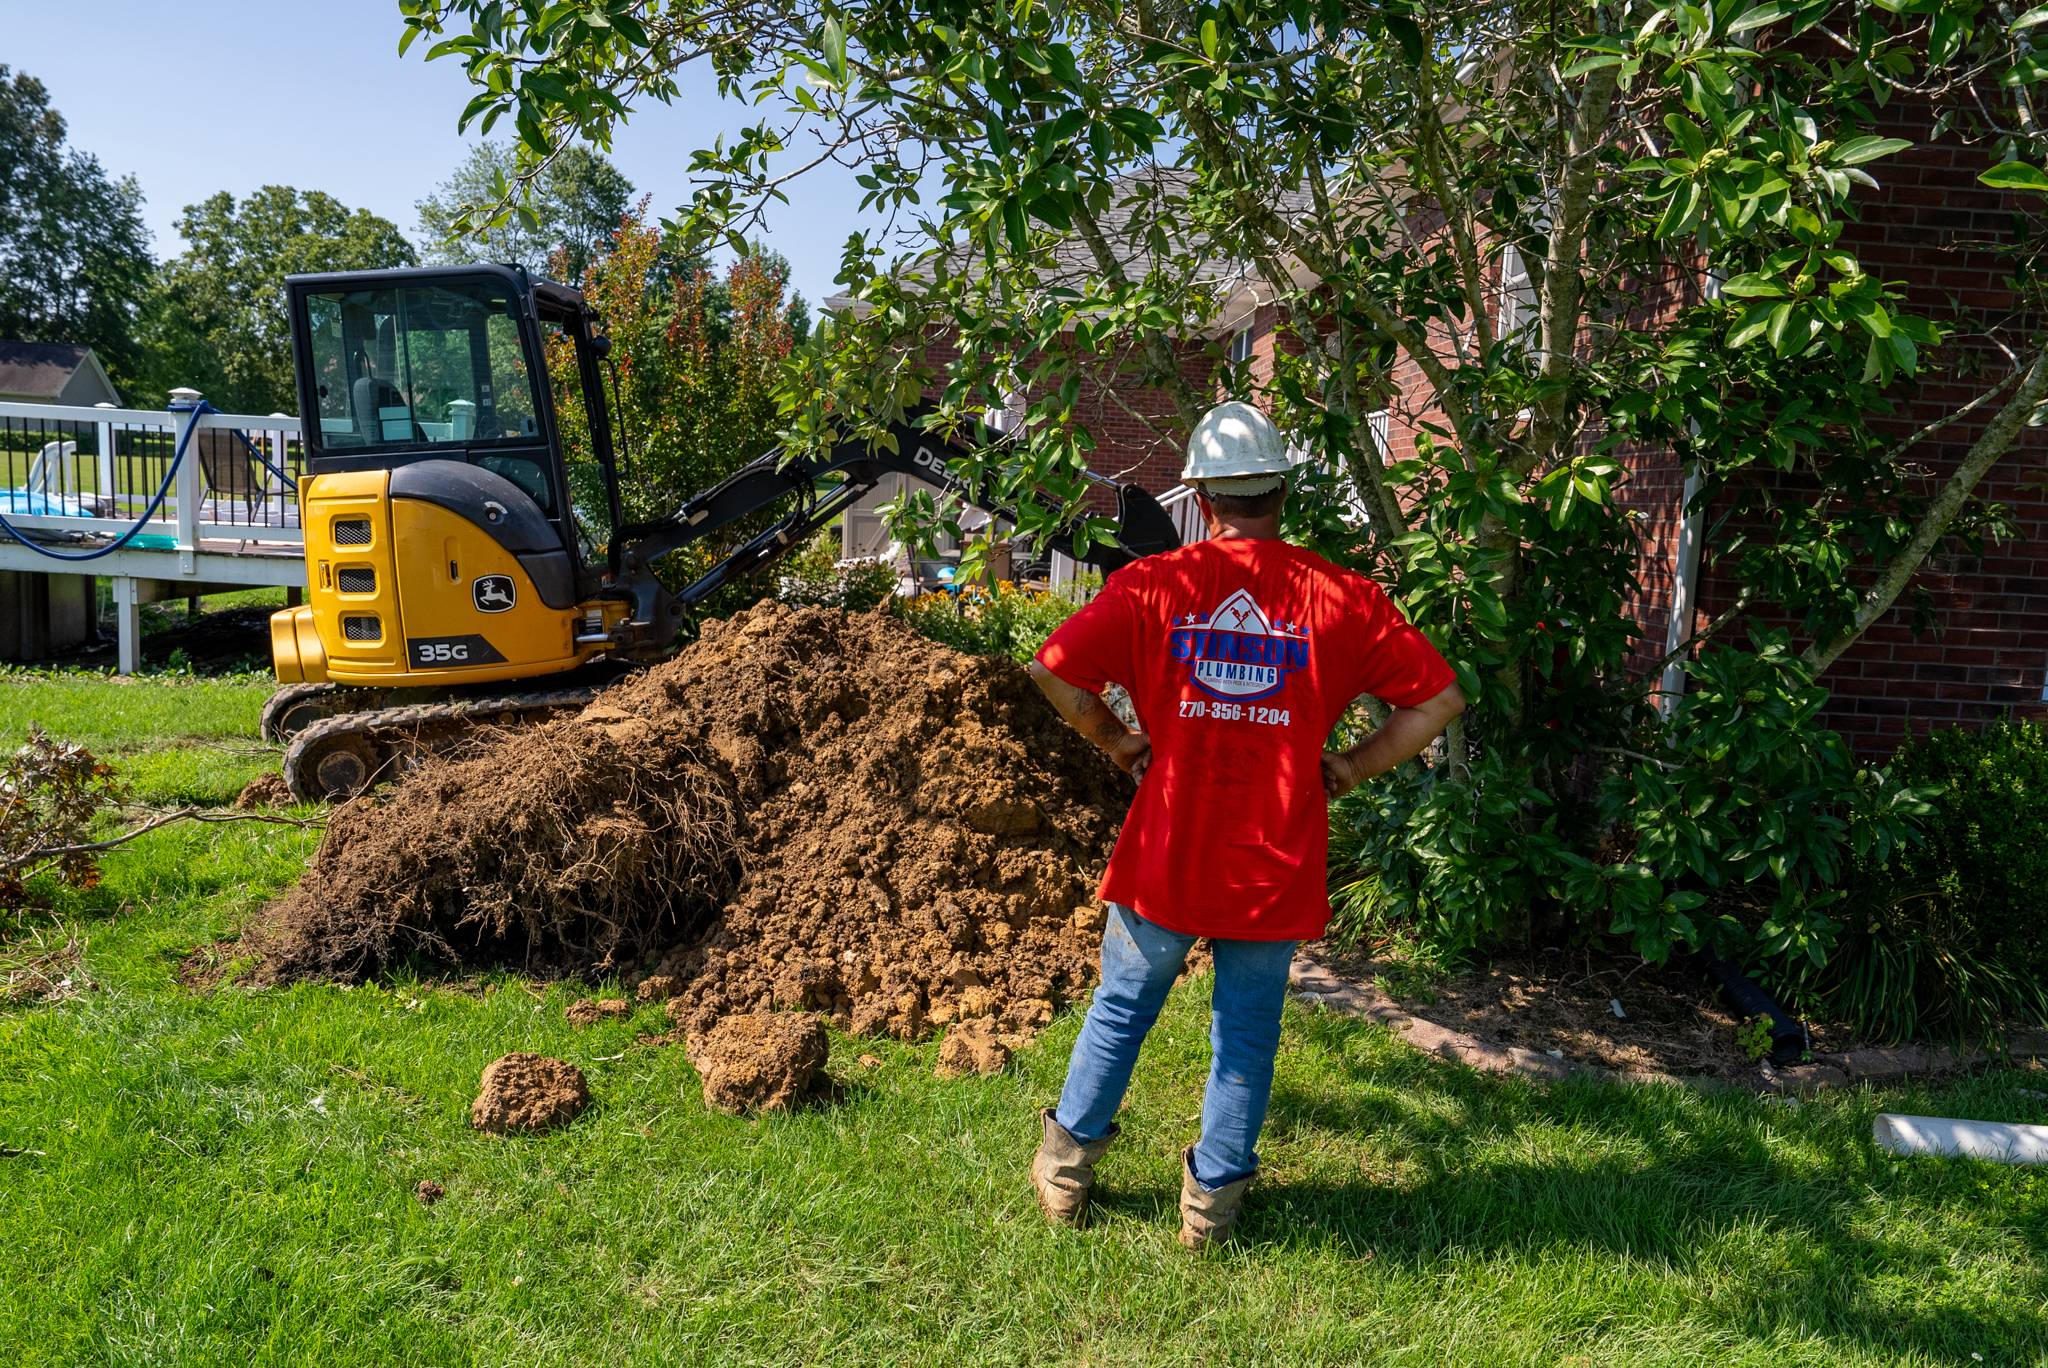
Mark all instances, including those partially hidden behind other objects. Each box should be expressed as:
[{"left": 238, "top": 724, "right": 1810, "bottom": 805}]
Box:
[{"left": 1304, "top": 941, "right": 1856, "bottom": 1083}]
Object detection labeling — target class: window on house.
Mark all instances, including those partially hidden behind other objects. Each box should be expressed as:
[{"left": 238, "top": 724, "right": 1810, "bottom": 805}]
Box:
[
  {"left": 1350, "top": 410, "right": 1392, "bottom": 525},
  {"left": 1228, "top": 327, "right": 1254, "bottom": 365}
]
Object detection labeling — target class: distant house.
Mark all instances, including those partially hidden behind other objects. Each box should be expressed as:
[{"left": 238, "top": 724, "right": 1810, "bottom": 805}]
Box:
[{"left": 0, "top": 340, "right": 121, "bottom": 407}]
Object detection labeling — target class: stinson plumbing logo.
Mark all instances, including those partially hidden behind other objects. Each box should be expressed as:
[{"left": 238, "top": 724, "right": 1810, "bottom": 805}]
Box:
[{"left": 1168, "top": 589, "right": 1310, "bottom": 702}]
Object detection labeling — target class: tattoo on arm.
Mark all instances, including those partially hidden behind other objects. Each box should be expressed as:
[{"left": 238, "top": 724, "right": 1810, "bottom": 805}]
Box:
[{"left": 1072, "top": 692, "right": 1127, "bottom": 750}]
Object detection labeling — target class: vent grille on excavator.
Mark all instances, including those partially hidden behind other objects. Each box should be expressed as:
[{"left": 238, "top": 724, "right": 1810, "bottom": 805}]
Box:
[
  {"left": 332, "top": 518, "right": 372, "bottom": 546},
  {"left": 337, "top": 568, "right": 375, "bottom": 594},
  {"left": 341, "top": 615, "right": 382, "bottom": 642}
]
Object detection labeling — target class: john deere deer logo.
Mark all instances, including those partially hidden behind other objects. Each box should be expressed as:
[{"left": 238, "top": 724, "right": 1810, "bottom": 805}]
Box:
[{"left": 472, "top": 575, "right": 516, "bottom": 613}]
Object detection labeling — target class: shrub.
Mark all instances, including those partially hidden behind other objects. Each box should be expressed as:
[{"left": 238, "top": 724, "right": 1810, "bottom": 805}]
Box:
[
  {"left": 894, "top": 581, "right": 1084, "bottom": 663},
  {"left": 1782, "top": 721, "right": 2048, "bottom": 1043},
  {"left": 1, "top": 727, "right": 126, "bottom": 908},
  {"left": 773, "top": 531, "right": 896, "bottom": 613},
  {"left": 1332, "top": 634, "right": 1926, "bottom": 969}
]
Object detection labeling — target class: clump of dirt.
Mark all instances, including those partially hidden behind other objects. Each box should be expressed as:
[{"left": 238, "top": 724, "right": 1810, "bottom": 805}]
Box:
[
  {"left": 565, "top": 997, "right": 630, "bottom": 1027},
  {"left": 253, "top": 603, "right": 1127, "bottom": 1057},
  {"left": 688, "top": 1011, "right": 829, "bottom": 1113},
  {"left": 234, "top": 772, "right": 292, "bottom": 810},
  {"left": 414, "top": 1179, "right": 446, "bottom": 1206},
  {"left": 936, "top": 1017, "right": 1013, "bottom": 1076},
  {"left": 469, "top": 1053, "right": 589, "bottom": 1133},
  {"left": 635, "top": 975, "right": 680, "bottom": 1004}
]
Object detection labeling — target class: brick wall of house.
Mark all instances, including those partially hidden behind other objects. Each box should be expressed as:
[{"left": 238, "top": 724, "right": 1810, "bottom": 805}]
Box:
[
  {"left": 918, "top": 326, "right": 1215, "bottom": 495},
  {"left": 1685, "top": 95, "right": 2048, "bottom": 755}
]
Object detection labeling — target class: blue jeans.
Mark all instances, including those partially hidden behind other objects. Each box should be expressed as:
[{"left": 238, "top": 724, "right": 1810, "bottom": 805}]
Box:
[{"left": 1055, "top": 903, "right": 1298, "bottom": 1190}]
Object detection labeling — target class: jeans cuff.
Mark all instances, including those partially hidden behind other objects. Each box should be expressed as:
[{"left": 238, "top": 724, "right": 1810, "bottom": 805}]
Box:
[{"left": 1190, "top": 1151, "right": 1258, "bottom": 1191}]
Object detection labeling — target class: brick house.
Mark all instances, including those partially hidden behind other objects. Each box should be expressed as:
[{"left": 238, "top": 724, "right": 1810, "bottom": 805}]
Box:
[{"left": 839, "top": 119, "right": 2041, "bottom": 755}]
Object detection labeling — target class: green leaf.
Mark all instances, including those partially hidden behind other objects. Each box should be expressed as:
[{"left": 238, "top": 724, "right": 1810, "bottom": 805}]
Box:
[
  {"left": 1830, "top": 135, "right": 1911, "bottom": 166},
  {"left": 1719, "top": 273, "right": 1786, "bottom": 298},
  {"left": 1200, "top": 17, "right": 1220, "bottom": 59},
  {"left": 2013, "top": 4, "right": 2048, "bottom": 30},
  {"left": 2004, "top": 53, "right": 2048, "bottom": 86},
  {"left": 1663, "top": 113, "right": 1707, "bottom": 161},
  {"left": 1103, "top": 106, "right": 1164, "bottom": 145},
  {"left": 821, "top": 14, "right": 849, "bottom": 87},
  {"left": 1728, "top": 0, "right": 1795, "bottom": 33},
  {"left": 1979, "top": 160, "right": 2048, "bottom": 193},
  {"left": 1003, "top": 197, "right": 1027, "bottom": 253},
  {"left": 1655, "top": 181, "right": 1702, "bottom": 238},
  {"left": 1561, "top": 52, "right": 1622, "bottom": 78},
  {"left": 1384, "top": 13, "right": 1425, "bottom": 64}
]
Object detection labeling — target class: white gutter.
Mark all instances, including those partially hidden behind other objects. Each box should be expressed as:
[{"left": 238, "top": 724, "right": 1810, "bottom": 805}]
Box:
[{"left": 1657, "top": 261, "right": 1721, "bottom": 713}]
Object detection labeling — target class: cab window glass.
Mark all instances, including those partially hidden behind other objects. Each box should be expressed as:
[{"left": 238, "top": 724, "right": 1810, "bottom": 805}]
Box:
[{"left": 304, "top": 282, "right": 540, "bottom": 452}]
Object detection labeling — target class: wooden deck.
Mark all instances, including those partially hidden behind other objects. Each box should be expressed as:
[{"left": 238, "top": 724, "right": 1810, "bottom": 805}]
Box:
[{"left": 0, "top": 396, "right": 308, "bottom": 672}]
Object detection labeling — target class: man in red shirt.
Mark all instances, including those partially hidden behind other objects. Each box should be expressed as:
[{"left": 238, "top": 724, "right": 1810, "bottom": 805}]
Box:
[{"left": 1026, "top": 401, "right": 1465, "bottom": 1250}]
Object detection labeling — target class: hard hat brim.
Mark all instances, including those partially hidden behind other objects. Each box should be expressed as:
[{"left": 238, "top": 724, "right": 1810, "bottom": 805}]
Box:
[{"left": 1195, "top": 474, "right": 1287, "bottom": 497}]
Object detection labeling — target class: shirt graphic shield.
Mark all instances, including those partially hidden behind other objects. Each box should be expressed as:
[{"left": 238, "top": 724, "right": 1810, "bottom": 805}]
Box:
[{"left": 1167, "top": 588, "right": 1310, "bottom": 701}]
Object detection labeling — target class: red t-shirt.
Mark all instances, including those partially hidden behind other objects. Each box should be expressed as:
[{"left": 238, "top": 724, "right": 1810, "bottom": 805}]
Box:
[{"left": 1035, "top": 537, "right": 1456, "bottom": 941}]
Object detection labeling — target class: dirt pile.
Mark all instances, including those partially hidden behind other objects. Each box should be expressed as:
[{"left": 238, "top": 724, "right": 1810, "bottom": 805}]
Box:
[
  {"left": 254, "top": 602, "right": 1125, "bottom": 1055},
  {"left": 470, "top": 1053, "right": 589, "bottom": 1133},
  {"left": 936, "top": 1018, "right": 1014, "bottom": 1076},
  {"left": 689, "top": 1011, "right": 831, "bottom": 1113}
]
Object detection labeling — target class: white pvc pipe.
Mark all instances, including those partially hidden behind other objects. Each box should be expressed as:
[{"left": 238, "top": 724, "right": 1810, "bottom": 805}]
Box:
[{"left": 1873, "top": 1113, "right": 2048, "bottom": 1164}]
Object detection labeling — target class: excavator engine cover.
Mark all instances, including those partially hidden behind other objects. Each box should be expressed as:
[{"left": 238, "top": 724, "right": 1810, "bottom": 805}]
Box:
[{"left": 278, "top": 464, "right": 584, "bottom": 687}]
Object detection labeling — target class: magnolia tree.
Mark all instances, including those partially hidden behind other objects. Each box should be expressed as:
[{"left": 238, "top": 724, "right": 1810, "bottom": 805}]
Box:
[{"left": 403, "top": 0, "right": 2048, "bottom": 978}]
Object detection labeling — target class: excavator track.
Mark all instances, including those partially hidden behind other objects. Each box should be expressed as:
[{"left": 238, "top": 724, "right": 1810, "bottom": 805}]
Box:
[
  {"left": 260, "top": 682, "right": 412, "bottom": 743},
  {"left": 282, "top": 684, "right": 610, "bottom": 802}
]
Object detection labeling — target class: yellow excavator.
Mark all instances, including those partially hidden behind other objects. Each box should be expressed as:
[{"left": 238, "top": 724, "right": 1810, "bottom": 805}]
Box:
[{"left": 261, "top": 264, "right": 1179, "bottom": 800}]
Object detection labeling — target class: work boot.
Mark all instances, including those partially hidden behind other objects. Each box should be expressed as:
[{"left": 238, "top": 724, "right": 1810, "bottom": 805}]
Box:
[
  {"left": 1032, "top": 1108, "right": 1118, "bottom": 1225},
  {"left": 1177, "top": 1146, "right": 1254, "bottom": 1252}
]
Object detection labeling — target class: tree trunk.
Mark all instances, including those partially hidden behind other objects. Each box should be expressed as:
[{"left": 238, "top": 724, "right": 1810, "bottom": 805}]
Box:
[{"left": 1803, "top": 340, "right": 2048, "bottom": 676}]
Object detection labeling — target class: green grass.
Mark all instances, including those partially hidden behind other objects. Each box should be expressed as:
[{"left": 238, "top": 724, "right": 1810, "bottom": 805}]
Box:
[
  {"left": 3, "top": 676, "right": 2046, "bottom": 1365},
  {"left": 0, "top": 668, "right": 275, "bottom": 806}
]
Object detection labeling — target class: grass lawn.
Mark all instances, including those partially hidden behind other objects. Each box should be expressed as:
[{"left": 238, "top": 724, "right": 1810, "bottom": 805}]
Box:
[{"left": 2, "top": 673, "right": 2045, "bottom": 1365}]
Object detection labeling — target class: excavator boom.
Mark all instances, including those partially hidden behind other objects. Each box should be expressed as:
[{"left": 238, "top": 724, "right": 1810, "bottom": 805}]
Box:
[{"left": 608, "top": 412, "right": 1181, "bottom": 639}]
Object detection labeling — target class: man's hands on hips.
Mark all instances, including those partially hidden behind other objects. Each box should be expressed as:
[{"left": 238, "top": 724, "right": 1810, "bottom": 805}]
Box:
[
  {"left": 1321, "top": 749, "right": 1363, "bottom": 800},
  {"left": 1027, "top": 660, "right": 1153, "bottom": 782},
  {"left": 1322, "top": 683, "right": 1467, "bottom": 802},
  {"left": 1108, "top": 731, "right": 1152, "bottom": 781}
]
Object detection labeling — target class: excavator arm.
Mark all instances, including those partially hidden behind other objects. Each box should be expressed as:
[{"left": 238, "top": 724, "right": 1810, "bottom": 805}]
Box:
[{"left": 606, "top": 412, "right": 1180, "bottom": 641}]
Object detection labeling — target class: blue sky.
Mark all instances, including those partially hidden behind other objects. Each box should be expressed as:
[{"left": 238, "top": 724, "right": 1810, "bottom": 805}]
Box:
[{"left": 10, "top": 0, "right": 868, "bottom": 305}]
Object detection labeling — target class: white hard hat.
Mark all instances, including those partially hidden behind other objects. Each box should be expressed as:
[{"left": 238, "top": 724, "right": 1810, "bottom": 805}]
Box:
[{"left": 1181, "top": 401, "right": 1293, "bottom": 495}]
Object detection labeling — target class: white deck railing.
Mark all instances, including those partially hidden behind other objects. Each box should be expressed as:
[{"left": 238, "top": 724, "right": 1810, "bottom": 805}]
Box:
[
  {"left": 0, "top": 398, "right": 305, "bottom": 552},
  {"left": 0, "top": 395, "right": 308, "bottom": 673}
]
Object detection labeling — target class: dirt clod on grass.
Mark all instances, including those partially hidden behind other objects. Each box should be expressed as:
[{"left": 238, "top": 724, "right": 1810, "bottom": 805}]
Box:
[
  {"left": 253, "top": 603, "right": 1126, "bottom": 1059},
  {"left": 635, "top": 975, "right": 681, "bottom": 1004},
  {"left": 234, "top": 772, "right": 292, "bottom": 810},
  {"left": 470, "top": 1053, "right": 589, "bottom": 1134},
  {"left": 688, "top": 1011, "right": 829, "bottom": 1114},
  {"left": 414, "top": 1179, "right": 446, "bottom": 1206},
  {"left": 935, "top": 1017, "right": 1014, "bottom": 1077},
  {"left": 566, "top": 997, "right": 630, "bottom": 1027}
]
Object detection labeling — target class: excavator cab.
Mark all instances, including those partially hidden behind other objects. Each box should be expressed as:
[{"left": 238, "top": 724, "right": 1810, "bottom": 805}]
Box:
[
  {"left": 263, "top": 263, "right": 1181, "bottom": 799},
  {"left": 270, "top": 264, "right": 628, "bottom": 692}
]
